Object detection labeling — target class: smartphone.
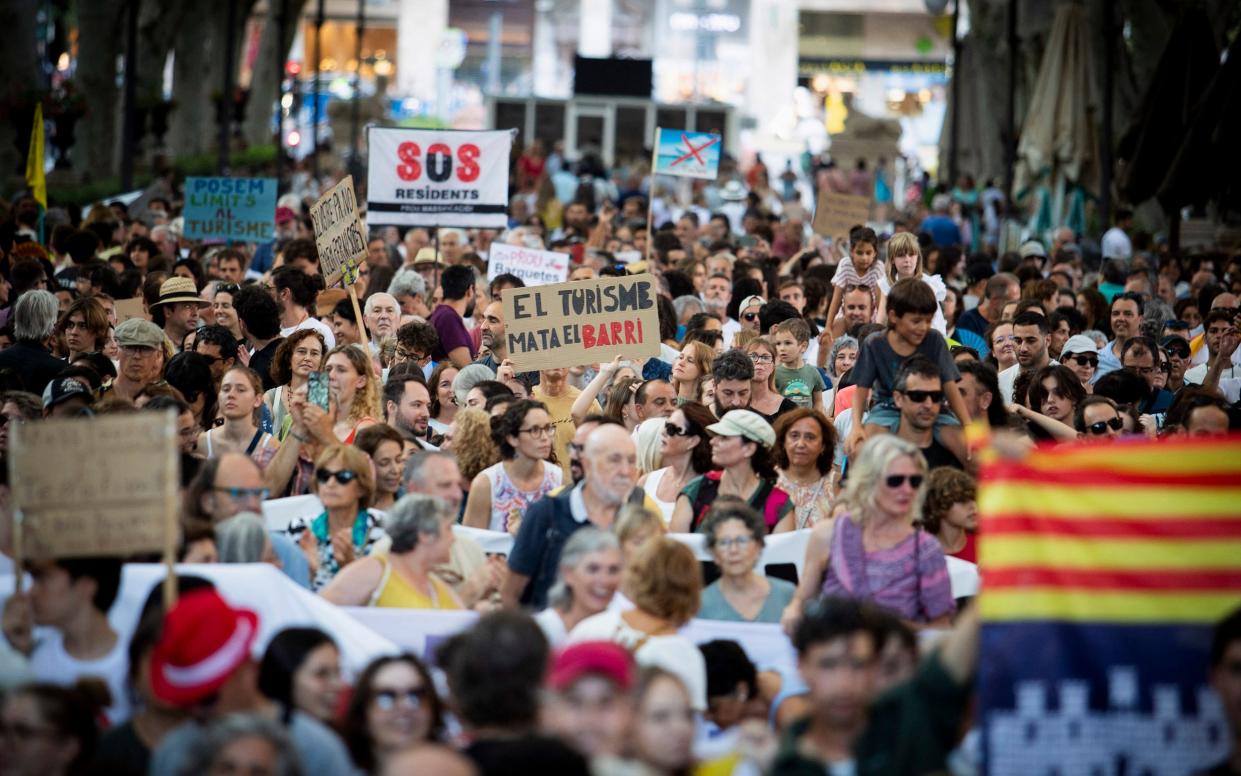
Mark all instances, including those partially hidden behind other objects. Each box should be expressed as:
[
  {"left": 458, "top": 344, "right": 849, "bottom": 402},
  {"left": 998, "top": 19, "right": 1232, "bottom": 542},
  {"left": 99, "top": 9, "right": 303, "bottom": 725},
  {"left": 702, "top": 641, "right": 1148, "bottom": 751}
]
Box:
[
  {"left": 738, "top": 235, "right": 758, "bottom": 248},
  {"left": 307, "top": 371, "right": 330, "bottom": 411}
]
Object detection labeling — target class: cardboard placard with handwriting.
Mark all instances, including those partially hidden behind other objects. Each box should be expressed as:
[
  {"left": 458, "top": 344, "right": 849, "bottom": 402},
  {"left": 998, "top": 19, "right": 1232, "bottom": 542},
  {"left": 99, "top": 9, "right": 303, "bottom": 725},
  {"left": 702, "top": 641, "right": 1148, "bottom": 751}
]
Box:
[
  {"left": 114, "top": 297, "right": 147, "bottom": 324},
  {"left": 309, "top": 175, "right": 368, "bottom": 288},
  {"left": 502, "top": 274, "right": 661, "bottom": 372},
  {"left": 812, "top": 190, "right": 872, "bottom": 237},
  {"left": 10, "top": 412, "right": 176, "bottom": 559}
]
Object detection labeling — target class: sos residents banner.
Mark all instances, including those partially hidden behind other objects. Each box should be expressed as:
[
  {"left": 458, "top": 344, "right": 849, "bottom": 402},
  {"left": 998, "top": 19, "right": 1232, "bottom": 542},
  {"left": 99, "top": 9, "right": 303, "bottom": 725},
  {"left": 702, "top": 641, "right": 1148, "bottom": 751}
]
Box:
[
  {"left": 183, "top": 177, "right": 277, "bottom": 242},
  {"left": 309, "top": 175, "right": 367, "bottom": 288},
  {"left": 367, "top": 127, "right": 512, "bottom": 228},
  {"left": 501, "top": 274, "right": 661, "bottom": 372},
  {"left": 487, "top": 242, "right": 570, "bottom": 286}
]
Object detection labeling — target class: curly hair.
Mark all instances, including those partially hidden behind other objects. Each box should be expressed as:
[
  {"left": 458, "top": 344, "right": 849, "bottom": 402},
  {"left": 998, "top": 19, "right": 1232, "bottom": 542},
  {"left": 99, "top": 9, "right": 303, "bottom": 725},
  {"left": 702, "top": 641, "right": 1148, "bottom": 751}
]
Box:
[
  {"left": 920, "top": 468, "right": 976, "bottom": 535},
  {"left": 772, "top": 408, "right": 836, "bottom": 475},
  {"left": 452, "top": 408, "right": 500, "bottom": 480},
  {"left": 491, "top": 399, "right": 549, "bottom": 460},
  {"left": 270, "top": 328, "right": 326, "bottom": 386},
  {"left": 624, "top": 537, "right": 702, "bottom": 626},
  {"left": 325, "top": 344, "right": 382, "bottom": 423}
]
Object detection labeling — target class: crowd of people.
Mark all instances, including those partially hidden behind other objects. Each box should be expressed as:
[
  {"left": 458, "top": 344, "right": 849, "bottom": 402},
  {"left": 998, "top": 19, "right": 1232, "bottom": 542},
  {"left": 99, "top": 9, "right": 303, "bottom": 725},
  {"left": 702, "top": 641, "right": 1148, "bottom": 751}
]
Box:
[{"left": 0, "top": 149, "right": 1238, "bottom": 776}]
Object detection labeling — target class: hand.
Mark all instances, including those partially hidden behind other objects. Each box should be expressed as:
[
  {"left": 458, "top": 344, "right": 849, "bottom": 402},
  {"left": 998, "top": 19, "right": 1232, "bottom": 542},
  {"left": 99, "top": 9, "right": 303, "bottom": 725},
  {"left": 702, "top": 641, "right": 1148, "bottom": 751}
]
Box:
[
  {"left": 235, "top": 343, "right": 251, "bottom": 367},
  {"left": 2, "top": 592, "right": 33, "bottom": 656},
  {"left": 1218, "top": 330, "right": 1239, "bottom": 361},
  {"left": 844, "top": 426, "right": 866, "bottom": 457},
  {"left": 779, "top": 602, "right": 801, "bottom": 638},
  {"left": 600, "top": 355, "right": 623, "bottom": 379},
  {"left": 1138, "top": 413, "right": 1157, "bottom": 439},
  {"left": 330, "top": 527, "right": 356, "bottom": 568},
  {"left": 298, "top": 530, "right": 321, "bottom": 577},
  {"left": 496, "top": 359, "right": 517, "bottom": 384},
  {"left": 302, "top": 398, "right": 337, "bottom": 445}
]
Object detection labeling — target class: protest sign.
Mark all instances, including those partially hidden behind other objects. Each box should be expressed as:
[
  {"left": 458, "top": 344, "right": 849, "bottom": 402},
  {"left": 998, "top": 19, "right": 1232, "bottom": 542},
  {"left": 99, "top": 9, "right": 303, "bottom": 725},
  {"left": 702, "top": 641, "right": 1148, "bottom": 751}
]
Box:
[
  {"left": 9, "top": 412, "right": 177, "bottom": 560},
  {"left": 653, "top": 128, "right": 721, "bottom": 180},
  {"left": 976, "top": 435, "right": 1241, "bottom": 774},
  {"left": 501, "top": 274, "right": 661, "bottom": 372},
  {"left": 183, "top": 177, "right": 277, "bottom": 242},
  {"left": 114, "top": 297, "right": 146, "bottom": 323},
  {"left": 811, "top": 189, "right": 871, "bottom": 237},
  {"left": 487, "top": 242, "right": 570, "bottom": 286},
  {"left": 309, "top": 175, "right": 368, "bottom": 288},
  {"left": 367, "top": 127, "right": 512, "bottom": 228}
]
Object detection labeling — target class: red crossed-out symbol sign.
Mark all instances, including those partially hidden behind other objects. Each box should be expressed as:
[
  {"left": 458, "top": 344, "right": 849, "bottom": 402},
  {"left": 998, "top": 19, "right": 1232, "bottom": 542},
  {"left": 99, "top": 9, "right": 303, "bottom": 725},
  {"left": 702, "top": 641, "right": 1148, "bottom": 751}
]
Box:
[{"left": 670, "top": 133, "right": 719, "bottom": 168}]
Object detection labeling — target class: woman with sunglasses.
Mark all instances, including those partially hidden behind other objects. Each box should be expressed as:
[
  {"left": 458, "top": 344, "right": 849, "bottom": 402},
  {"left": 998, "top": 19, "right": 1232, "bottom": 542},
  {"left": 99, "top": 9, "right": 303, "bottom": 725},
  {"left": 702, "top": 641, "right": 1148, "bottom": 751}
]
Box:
[
  {"left": 781, "top": 435, "right": 954, "bottom": 631},
  {"left": 671, "top": 340, "right": 715, "bottom": 406},
  {"left": 670, "top": 409, "right": 795, "bottom": 534},
  {"left": 1059, "top": 334, "right": 1100, "bottom": 392},
  {"left": 264, "top": 329, "right": 327, "bottom": 442},
  {"left": 339, "top": 654, "right": 444, "bottom": 773},
  {"left": 321, "top": 494, "right": 464, "bottom": 609},
  {"left": 698, "top": 500, "right": 796, "bottom": 623},
  {"left": 463, "top": 399, "right": 562, "bottom": 533},
  {"left": 289, "top": 443, "right": 381, "bottom": 591},
  {"left": 985, "top": 320, "right": 1018, "bottom": 372},
  {"left": 744, "top": 336, "right": 797, "bottom": 422},
  {"left": 637, "top": 402, "right": 715, "bottom": 525}
]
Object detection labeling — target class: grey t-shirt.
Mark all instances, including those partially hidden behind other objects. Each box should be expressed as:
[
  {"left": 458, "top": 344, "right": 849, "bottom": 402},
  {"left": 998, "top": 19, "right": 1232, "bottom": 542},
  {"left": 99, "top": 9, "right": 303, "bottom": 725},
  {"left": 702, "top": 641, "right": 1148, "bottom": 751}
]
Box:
[
  {"left": 697, "top": 577, "right": 797, "bottom": 624},
  {"left": 149, "top": 708, "right": 357, "bottom": 775},
  {"left": 851, "top": 330, "right": 960, "bottom": 404}
]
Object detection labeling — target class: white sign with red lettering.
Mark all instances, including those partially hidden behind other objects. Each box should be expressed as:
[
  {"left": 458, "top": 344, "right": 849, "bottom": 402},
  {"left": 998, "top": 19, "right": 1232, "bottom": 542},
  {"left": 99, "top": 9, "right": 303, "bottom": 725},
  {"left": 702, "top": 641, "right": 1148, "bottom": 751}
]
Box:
[
  {"left": 487, "top": 242, "right": 570, "bottom": 286},
  {"left": 367, "top": 127, "right": 513, "bottom": 228}
]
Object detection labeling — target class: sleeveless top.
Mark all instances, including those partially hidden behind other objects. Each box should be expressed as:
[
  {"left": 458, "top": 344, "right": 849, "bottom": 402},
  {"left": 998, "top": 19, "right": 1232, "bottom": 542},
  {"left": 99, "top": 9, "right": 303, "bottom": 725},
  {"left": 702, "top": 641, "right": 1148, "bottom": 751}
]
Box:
[
  {"left": 265, "top": 386, "right": 292, "bottom": 441},
  {"left": 680, "top": 470, "right": 794, "bottom": 532},
  {"left": 370, "top": 556, "right": 462, "bottom": 609},
  {"left": 642, "top": 467, "right": 677, "bottom": 525},
  {"left": 204, "top": 427, "right": 271, "bottom": 459},
  {"left": 482, "top": 460, "right": 562, "bottom": 532},
  {"left": 342, "top": 416, "right": 377, "bottom": 445},
  {"left": 820, "top": 513, "right": 955, "bottom": 623}
]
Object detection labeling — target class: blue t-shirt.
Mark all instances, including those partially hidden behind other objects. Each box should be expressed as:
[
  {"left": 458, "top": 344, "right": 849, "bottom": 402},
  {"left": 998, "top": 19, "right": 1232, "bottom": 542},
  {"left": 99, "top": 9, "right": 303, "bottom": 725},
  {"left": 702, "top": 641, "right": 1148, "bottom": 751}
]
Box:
[
  {"left": 508, "top": 487, "right": 586, "bottom": 609},
  {"left": 852, "top": 329, "right": 960, "bottom": 404},
  {"left": 919, "top": 215, "right": 963, "bottom": 248}
]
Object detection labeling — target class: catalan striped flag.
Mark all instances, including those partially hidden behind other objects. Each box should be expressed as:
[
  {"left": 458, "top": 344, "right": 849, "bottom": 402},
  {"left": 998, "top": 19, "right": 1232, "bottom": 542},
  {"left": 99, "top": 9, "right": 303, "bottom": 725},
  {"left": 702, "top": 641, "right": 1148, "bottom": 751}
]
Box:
[{"left": 977, "top": 435, "right": 1241, "bottom": 776}]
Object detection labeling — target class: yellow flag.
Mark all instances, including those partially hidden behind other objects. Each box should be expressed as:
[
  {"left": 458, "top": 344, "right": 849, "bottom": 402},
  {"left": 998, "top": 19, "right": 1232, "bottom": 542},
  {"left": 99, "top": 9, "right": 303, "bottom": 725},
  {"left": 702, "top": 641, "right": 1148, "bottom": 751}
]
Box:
[{"left": 25, "top": 103, "right": 46, "bottom": 210}]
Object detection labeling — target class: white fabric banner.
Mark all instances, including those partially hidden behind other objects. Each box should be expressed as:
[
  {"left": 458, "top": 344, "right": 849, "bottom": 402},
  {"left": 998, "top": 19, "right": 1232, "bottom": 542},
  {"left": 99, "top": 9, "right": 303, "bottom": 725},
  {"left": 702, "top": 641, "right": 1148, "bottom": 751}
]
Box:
[{"left": 366, "top": 128, "right": 513, "bottom": 228}]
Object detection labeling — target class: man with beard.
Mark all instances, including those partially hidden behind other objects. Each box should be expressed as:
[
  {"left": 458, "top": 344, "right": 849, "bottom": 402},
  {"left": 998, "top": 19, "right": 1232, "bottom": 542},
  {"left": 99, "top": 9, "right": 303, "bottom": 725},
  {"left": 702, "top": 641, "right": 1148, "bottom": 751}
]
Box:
[
  {"left": 999, "top": 312, "right": 1055, "bottom": 403},
  {"left": 475, "top": 300, "right": 508, "bottom": 371},
  {"left": 712, "top": 349, "right": 754, "bottom": 417},
  {"left": 503, "top": 424, "right": 637, "bottom": 609},
  {"left": 430, "top": 264, "right": 478, "bottom": 368},
  {"left": 893, "top": 357, "right": 964, "bottom": 470},
  {"left": 383, "top": 364, "right": 434, "bottom": 449}
]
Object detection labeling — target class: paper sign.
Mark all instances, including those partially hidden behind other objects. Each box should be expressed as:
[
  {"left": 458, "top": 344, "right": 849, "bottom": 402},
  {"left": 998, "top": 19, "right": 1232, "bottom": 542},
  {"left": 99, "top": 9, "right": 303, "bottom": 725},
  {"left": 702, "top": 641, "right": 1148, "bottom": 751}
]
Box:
[
  {"left": 183, "top": 177, "right": 278, "bottom": 242},
  {"left": 812, "top": 189, "right": 872, "bottom": 237},
  {"left": 367, "top": 127, "right": 513, "bottom": 228},
  {"left": 653, "top": 128, "right": 722, "bottom": 180},
  {"left": 487, "top": 242, "right": 570, "bottom": 286},
  {"left": 613, "top": 250, "right": 643, "bottom": 265},
  {"left": 10, "top": 412, "right": 177, "bottom": 559},
  {"left": 114, "top": 297, "right": 147, "bottom": 324},
  {"left": 502, "top": 274, "right": 662, "bottom": 372},
  {"left": 309, "top": 175, "right": 368, "bottom": 288}
]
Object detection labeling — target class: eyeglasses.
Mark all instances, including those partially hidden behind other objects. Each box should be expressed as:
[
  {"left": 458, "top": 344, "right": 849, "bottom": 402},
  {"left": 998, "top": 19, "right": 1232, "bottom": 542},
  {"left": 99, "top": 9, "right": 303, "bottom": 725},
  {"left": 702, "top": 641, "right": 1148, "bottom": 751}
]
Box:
[
  {"left": 901, "top": 390, "right": 943, "bottom": 404},
  {"left": 373, "top": 687, "right": 429, "bottom": 711},
  {"left": 315, "top": 468, "right": 358, "bottom": 485},
  {"left": 715, "top": 536, "right": 754, "bottom": 551},
  {"left": 213, "top": 486, "right": 269, "bottom": 501},
  {"left": 196, "top": 352, "right": 220, "bottom": 365},
  {"left": 664, "top": 423, "right": 694, "bottom": 437},
  {"left": 749, "top": 353, "right": 773, "bottom": 364},
  {"left": 884, "top": 474, "right": 924, "bottom": 489},
  {"left": 396, "top": 348, "right": 428, "bottom": 362},
  {"left": 1086, "top": 417, "right": 1124, "bottom": 435},
  {"left": 518, "top": 424, "right": 555, "bottom": 437},
  {"left": 120, "top": 344, "right": 159, "bottom": 356},
  {"left": 1066, "top": 354, "right": 1098, "bottom": 367}
]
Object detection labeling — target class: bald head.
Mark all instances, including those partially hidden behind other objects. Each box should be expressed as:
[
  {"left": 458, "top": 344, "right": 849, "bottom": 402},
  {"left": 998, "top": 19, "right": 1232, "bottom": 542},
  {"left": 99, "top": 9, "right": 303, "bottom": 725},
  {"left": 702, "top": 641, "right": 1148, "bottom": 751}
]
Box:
[
  {"left": 582, "top": 424, "right": 637, "bottom": 506},
  {"left": 204, "top": 452, "right": 264, "bottom": 522},
  {"left": 1211, "top": 293, "right": 1238, "bottom": 311}
]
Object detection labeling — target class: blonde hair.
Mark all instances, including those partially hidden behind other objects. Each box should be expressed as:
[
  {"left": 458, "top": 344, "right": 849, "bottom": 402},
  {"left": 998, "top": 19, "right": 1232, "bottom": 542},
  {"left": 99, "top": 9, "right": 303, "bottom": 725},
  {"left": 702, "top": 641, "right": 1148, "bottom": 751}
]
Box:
[
  {"left": 312, "top": 443, "right": 375, "bottom": 510},
  {"left": 615, "top": 502, "right": 666, "bottom": 549},
  {"left": 634, "top": 417, "right": 666, "bottom": 475},
  {"left": 452, "top": 408, "right": 500, "bottom": 481},
  {"left": 624, "top": 537, "right": 701, "bottom": 625},
  {"left": 842, "top": 435, "right": 928, "bottom": 525},
  {"left": 886, "top": 232, "right": 923, "bottom": 284},
  {"left": 744, "top": 336, "right": 777, "bottom": 390},
  {"left": 732, "top": 329, "right": 759, "bottom": 350},
  {"left": 673, "top": 341, "right": 715, "bottom": 401},
  {"left": 325, "top": 344, "right": 382, "bottom": 423}
]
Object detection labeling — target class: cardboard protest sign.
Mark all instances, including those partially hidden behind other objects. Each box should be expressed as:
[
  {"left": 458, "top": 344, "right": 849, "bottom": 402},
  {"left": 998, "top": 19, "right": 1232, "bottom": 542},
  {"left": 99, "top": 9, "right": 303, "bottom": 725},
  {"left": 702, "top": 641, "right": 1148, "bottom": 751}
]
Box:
[
  {"left": 502, "top": 274, "right": 661, "bottom": 372},
  {"left": 812, "top": 189, "right": 871, "bottom": 237},
  {"left": 653, "top": 128, "right": 721, "bottom": 180},
  {"left": 9, "top": 412, "right": 177, "bottom": 560},
  {"left": 309, "top": 175, "right": 368, "bottom": 288},
  {"left": 367, "top": 127, "right": 513, "bottom": 228},
  {"left": 183, "top": 177, "right": 278, "bottom": 242},
  {"left": 487, "top": 242, "right": 570, "bottom": 286},
  {"left": 976, "top": 435, "right": 1241, "bottom": 774},
  {"left": 114, "top": 297, "right": 147, "bottom": 323}
]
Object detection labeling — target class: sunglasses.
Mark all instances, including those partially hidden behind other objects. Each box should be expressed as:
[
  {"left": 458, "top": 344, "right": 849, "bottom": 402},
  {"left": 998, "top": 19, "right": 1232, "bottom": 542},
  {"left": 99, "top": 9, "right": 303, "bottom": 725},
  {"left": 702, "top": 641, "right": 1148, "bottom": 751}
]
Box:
[
  {"left": 1086, "top": 417, "right": 1124, "bottom": 435},
  {"left": 885, "top": 474, "right": 924, "bottom": 489},
  {"left": 902, "top": 390, "right": 943, "bottom": 404},
  {"left": 741, "top": 312, "right": 760, "bottom": 322},
  {"left": 315, "top": 468, "right": 358, "bottom": 485},
  {"left": 664, "top": 423, "right": 694, "bottom": 437},
  {"left": 1163, "top": 345, "right": 1189, "bottom": 359},
  {"left": 1067, "top": 354, "right": 1099, "bottom": 367}
]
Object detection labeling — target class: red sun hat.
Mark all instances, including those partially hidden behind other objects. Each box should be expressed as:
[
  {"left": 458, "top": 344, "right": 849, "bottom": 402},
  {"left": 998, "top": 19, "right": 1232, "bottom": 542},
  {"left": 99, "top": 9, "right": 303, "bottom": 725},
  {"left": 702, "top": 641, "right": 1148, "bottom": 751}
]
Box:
[
  {"left": 149, "top": 588, "right": 260, "bottom": 706},
  {"left": 548, "top": 641, "right": 634, "bottom": 691}
]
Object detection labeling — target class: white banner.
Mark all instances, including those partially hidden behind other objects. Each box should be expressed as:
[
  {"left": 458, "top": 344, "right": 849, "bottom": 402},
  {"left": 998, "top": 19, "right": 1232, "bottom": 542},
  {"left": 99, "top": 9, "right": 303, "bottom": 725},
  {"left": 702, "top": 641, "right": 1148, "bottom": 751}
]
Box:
[
  {"left": 367, "top": 127, "right": 513, "bottom": 228},
  {"left": 487, "top": 242, "right": 571, "bottom": 285}
]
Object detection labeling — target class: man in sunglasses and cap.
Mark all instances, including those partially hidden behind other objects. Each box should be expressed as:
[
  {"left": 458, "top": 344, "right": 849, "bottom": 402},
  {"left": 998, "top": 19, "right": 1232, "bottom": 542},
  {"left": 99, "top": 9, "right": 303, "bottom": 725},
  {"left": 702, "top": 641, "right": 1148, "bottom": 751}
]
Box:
[{"left": 893, "top": 356, "right": 963, "bottom": 470}]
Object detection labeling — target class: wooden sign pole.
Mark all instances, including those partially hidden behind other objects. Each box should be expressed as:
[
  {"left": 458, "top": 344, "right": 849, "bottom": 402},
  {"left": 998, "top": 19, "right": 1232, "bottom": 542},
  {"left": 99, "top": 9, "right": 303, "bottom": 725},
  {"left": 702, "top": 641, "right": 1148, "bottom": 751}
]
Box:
[
  {"left": 163, "top": 415, "right": 179, "bottom": 610},
  {"left": 348, "top": 280, "right": 370, "bottom": 345}
]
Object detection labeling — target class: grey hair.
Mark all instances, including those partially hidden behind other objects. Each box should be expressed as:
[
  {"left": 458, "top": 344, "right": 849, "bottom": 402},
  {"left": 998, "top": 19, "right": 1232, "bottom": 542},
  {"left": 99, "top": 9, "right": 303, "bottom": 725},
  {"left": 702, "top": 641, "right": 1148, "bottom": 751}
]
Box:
[
  {"left": 1141, "top": 298, "right": 1173, "bottom": 340},
  {"left": 546, "top": 527, "right": 620, "bottom": 611},
  {"left": 672, "top": 295, "right": 705, "bottom": 320},
  {"left": 388, "top": 267, "right": 427, "bottom": 300},
  {"left": 828, "top": 335, "right": 859, "bottom": 379},
  {"left": 452, "top": 363, "right": 496, "bottom": 406},
  {"left": 179, "top": 712, "right": 303, "bottom": 776},
  {"left": 14, "top": 290, "right": 58, "bottom": 341},
  {"left": 1082, "top": 329, "right": 1108, "bottom": 349},
  {"left": 386, "top": 493, "right": 454, "bottom": 554},
  {"left": 842, "top": 435, "right": 927, "bottom": 525},
  {"left": 402, "top": 449, "right": 456, "bottom": 489},
  {"left": 364, "top": 292, "right": 399, "bottom": 315},
  {"left": 215, "top": 512, "right": 269, "bottom": 563}
]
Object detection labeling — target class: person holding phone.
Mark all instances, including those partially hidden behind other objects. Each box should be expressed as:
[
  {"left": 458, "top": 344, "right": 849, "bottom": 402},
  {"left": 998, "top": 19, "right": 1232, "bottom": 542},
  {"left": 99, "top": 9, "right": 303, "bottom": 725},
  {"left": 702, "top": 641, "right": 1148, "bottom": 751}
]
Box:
[{"left": 324, "top": 344, "right": 381, "bottom": 444}]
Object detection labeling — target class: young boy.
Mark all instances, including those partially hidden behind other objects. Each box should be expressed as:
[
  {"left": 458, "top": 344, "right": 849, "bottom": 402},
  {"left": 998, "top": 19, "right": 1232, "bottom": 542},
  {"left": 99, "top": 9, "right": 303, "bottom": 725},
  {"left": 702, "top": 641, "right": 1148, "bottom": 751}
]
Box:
[
  {"left": 844, "top": 277, "right": 972, "bottom": 461},
  {"left": 773, "top": 318, "right": 828, "bottom": 413}
]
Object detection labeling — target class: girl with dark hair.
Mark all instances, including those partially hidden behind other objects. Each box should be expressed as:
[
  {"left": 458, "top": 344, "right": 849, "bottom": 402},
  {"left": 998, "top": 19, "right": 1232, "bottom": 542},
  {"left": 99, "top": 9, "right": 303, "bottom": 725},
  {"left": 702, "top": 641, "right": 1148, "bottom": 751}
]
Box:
[
  {"left": 427, "top": 362, "right": 459, "bottom": 436},
  {"left": 257, "top": 627, "right": 343, "bottom": 725},
  {"left": 199, "top": 366, "right": 277, "bottom": 458},
  {"left": 339, "top": 654, "right": 443, "bottom": 773},
  {"left": 773, "top": 408, "right": 837, "bottom": 529},
  {"left": 263, "top": 328, "right": 326, "bottom": 441},
  {"left": 163, "top": 351, "right": 218, "bottom": 431},
  {"left": 637, "top": 402, "right": 715, "bottom": 525},
  {"left": 463, "top": 398, "right": 562, "bottom": 533}
]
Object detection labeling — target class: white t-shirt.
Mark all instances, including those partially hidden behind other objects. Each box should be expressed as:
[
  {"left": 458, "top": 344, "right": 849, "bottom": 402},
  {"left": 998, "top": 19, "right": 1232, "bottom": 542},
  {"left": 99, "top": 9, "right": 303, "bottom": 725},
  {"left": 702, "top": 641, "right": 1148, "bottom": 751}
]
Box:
[
  {"left": 280, "top": 316, "right": 336, "bottom": 350},
  {"left": 999, "top": 360, "right": 1058, "bottom": 405},
  {"left": 30, "top": 629, "right": 131, "bottom": 724},
  {"left": 568, "top": 609, "right": 707, "bottom": 711},
  {"left": 533, "top": 608, "right": 569, "bottom": 649}
]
